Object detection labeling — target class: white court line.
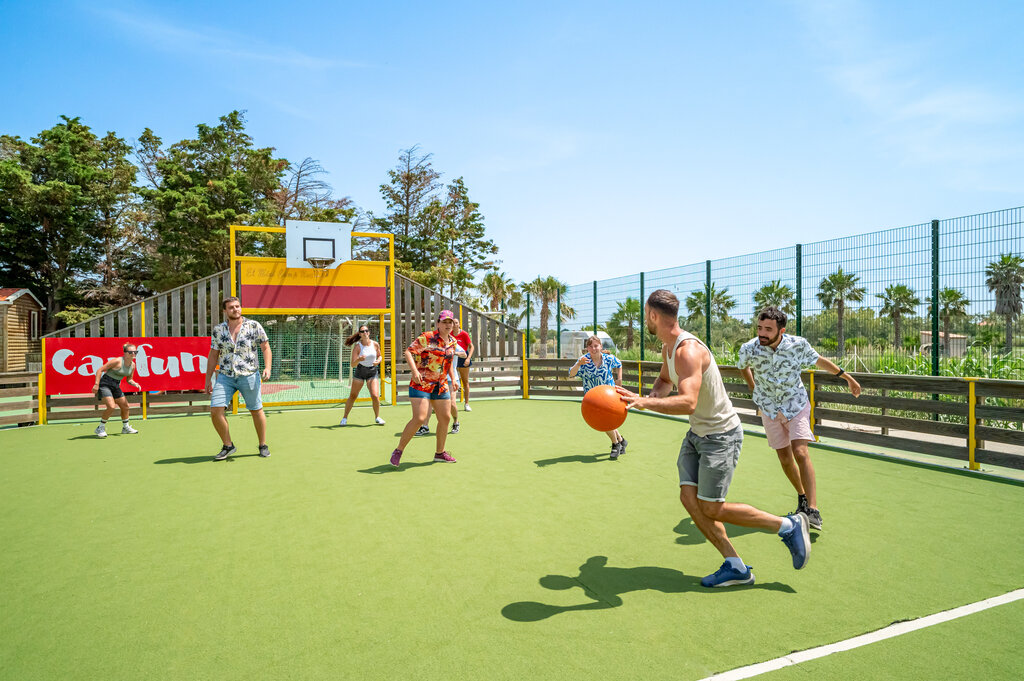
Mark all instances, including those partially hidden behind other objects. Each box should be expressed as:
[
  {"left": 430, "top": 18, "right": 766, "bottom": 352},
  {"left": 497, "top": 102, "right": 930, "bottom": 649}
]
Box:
[{"left": 699, "top": 588, "right": 1024, "bottom": 681}]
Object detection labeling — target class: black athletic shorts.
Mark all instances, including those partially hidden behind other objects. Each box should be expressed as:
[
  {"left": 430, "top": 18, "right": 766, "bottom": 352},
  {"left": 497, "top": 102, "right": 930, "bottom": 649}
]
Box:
[
  {"left": 97, "top": 375, "right": 124, "bottom": 400},
  {"left": 456, "top": 357, "right": 472, "bottom": 368},
  {"left": 353, "top": 364, "right": 379, "bottom": 381}
]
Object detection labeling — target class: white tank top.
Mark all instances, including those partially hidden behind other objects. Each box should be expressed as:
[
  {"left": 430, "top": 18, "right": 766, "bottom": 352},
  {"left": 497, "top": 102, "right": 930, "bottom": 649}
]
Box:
[
  {"left": 665, "top": 330, "right": 740, "bottom": 437},
  {"left": 357, "top": 341, "right": 377, "bottom": 367}
]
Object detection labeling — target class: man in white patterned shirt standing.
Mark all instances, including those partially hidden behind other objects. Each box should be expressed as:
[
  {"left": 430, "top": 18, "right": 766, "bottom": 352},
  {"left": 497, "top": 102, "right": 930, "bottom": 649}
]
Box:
[
  {"left": 737, "top": 307, "right": 861, "bottom": 530},
  {"left": 205, "top": 297, "right": 273, "bottom": 461}
]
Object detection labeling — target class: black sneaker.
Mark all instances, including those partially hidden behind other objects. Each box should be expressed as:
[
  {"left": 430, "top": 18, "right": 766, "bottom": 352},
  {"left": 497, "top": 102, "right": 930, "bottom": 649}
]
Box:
[
  {"left": 806, "top": 508, "right": 823, "bottom": 531},
  {"left": 450, "top": 422, "right": 460, "bottom": 434},
  {"left": 617, "top": 438, "right": 628, "bottom": 455},
  {"left": 214, "top": 443, "right": 236, "bottom": 461},
  {"left": 610, "top": 441, "right": 621, "bottom": 460},
  {"left": 415, "top": 425, "right": 430, "bottom": 436},
  {"left": 791, "top": 495, "right": 811, "bottom": 516},
  {"left": 258, "top": 444, "right": 270, "bottom": 458}
]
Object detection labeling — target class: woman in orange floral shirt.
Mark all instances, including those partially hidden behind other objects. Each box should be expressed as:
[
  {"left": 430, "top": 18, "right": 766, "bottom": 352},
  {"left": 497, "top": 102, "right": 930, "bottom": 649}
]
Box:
[{"left": 389, "top": 310, "right": 465, "bottom": 467}]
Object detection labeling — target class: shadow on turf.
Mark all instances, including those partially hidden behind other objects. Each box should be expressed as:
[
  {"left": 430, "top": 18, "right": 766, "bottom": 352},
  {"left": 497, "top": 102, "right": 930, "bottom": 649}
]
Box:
[
  {"left": 310, "top": 424, "right": 376, "bottom": 430},
  {"left": 501, "top": 555, "right": 795, "bottom": 621},
  {"left": 674, "top": 518, "right": 760, "bottom": 545},
  {"left": 357, "top": 461, "right": 436, "bottom": 474},
  {"left": 154, "top": 454, "right": 261, "bottom": 464},
  {"left": 533, "top": 451, "right": 613, "bottom": 466}
]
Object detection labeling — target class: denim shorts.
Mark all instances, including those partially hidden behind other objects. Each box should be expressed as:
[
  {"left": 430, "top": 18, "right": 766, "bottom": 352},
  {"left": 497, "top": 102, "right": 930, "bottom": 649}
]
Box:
[
  {"left": 677, "top": 424, "right": 743, "bottom": 502},
  {"left": 211, "top": 372, "right": 263, "bottom": 411},
  {"left": 408, "top": 384, "right": 450, "bottom": 401}
]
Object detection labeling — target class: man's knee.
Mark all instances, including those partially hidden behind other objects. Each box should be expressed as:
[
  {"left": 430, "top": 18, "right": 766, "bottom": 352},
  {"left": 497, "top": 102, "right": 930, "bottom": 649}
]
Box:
[
  {"left": 679, "top": 485, "right": 699, "bottom": 511},
  {"left": 698, "top": 500, "right": 725, "bottom": 521},
  {"left": 776, "top": 446, "right": 794, "bottom": 462}
]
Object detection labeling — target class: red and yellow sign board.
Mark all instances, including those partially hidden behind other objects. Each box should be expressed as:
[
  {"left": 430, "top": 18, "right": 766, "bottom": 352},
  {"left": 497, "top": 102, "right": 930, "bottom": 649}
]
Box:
[{"left": 239, "top": 260, "right": 388, "bottom": 314}]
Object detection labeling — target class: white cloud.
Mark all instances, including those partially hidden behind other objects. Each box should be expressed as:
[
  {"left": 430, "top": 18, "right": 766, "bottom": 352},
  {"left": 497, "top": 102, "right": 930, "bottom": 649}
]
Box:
[{"left": 94, "top": 8, "right": 366, "bottom": 71}]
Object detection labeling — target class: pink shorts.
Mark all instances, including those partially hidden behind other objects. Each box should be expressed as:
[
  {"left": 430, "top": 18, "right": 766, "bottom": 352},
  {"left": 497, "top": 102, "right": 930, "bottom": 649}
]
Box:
[{"left": 761, "top": 402, "right": 814, "bottom": 450}]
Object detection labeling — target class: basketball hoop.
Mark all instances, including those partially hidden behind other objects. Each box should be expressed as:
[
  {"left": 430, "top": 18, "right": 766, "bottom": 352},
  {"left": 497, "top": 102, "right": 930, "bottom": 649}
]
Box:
[{"left": 306, "top": 256, "right": 335, "bottom": 275}]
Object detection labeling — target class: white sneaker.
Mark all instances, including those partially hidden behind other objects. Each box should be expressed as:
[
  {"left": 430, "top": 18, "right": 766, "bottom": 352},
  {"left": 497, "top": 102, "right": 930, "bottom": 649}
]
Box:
[
  {"left": 95, "top": 425, "right": 107, "bottom": 438},
  {"left": 375, "top": 417, "right": 386, "bottom": 425},
  {"left": 464, "top": 404, "right": 472, "bottom": 412},
  {"left": 121, "top": 425, "right": 138, "bottom": 434},
  {"left": 339, "top": 417, "right": 347, "bottom": 426}
]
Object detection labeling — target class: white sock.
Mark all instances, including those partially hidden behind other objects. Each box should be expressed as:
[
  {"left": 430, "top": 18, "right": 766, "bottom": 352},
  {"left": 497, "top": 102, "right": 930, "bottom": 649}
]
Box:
[
  {"left": 778, "top": 516, "right": 795, "bottom": 535},
  {"left": 725, "top": 557, "right": 746, "bottom": 572}
]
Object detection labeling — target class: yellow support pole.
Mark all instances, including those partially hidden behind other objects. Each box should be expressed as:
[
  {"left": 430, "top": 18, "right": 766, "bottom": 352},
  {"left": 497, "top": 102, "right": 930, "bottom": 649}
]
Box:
[
  {"left": 808, "top": 371, "right": 818, "bottom": 441},
  {"left": 229, "top": 226, "right": 238, "bottom": 297},
  {"left": 140, "top": 301, "right": 147, "bottom": 420},
  {"left": 967, "top": 378, "right": 978, "bottom": 470},
  {"left": 637, "top": 360, "right": 643, "bottom": 395},
  {"left": 232, "top": 392, "right": 238, "bottom": 415},
  {"left": 522, "top": 333, "right": 529, "bottom": 399},
  {"left": 38, "top": 338, "right": 47, "bottom": 425},
  {"left": 387, "top": 234, "right": 398, "bottom": 407}
]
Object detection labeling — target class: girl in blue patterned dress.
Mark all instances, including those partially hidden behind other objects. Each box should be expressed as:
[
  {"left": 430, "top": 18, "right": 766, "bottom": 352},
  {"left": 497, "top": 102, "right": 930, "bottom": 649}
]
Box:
[{"left": 568, "top": 335, "right": 628, "bottom": 460}]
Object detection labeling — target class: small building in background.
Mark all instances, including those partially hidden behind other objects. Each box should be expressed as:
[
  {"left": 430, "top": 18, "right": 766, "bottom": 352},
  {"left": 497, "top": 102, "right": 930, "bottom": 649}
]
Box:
[
  {"left": 0, "top": 288, "right": 44, "bottom": 373},
  {"left": 919, "top": 330, "right": 968, "bottom": 358}
]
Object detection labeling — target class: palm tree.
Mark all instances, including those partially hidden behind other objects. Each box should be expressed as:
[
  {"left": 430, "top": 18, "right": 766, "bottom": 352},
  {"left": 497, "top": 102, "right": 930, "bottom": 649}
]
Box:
[
  {"left": 606, "top": 297, "right": 642, "bottom": 349},
  {"left": 523, "top": 276, "right": 569, "bottom": 358},
  {"left": 985, "top": 253, "right": 1024, "bottom": 354},
  {"left": 753, "top": 280, "right": 795, "bottom": 317},
  {"left": 478, "top": 271, "right": 520, "bottom": 312},
  {"left": 685, "top": 284, "right": 737, "bottom": 324},
  {"left": 877, "top": 284, "right": 920, "bottom": 350},
  {"left": 927, "top": 287, "right": 970, "bottom": 356},
  {"left": 816, "top": 267, "right": 866, "bottom": 358}
]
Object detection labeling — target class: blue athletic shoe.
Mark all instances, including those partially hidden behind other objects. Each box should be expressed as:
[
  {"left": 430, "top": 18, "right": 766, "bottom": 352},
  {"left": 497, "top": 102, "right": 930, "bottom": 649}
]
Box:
[
  {"left": 700, "top": 561, "right": 755, "bottom": 588},
  {"left": 780, "top": 512, "right": 811, "bottom": 569}
]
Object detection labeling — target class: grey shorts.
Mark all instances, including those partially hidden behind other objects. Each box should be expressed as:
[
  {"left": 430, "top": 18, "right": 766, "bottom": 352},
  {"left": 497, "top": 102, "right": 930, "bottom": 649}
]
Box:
[
  {"left": 677, "top": 425, "right": 743, "bottom": 502},
  {"left": 96, "top": 376, "right": 124, "bottom": 401}
]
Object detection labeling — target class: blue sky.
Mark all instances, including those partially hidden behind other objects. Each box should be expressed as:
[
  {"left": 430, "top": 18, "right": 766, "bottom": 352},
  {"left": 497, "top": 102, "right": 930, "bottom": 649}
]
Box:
[{"left": 2, "top": 0, "right": 1022, "bottom": 286}]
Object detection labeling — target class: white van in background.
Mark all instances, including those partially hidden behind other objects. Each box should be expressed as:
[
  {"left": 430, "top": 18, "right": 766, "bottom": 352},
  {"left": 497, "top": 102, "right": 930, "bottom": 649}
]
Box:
[{"left": 560, "top": 330, "right": 617, "bottom": 359}]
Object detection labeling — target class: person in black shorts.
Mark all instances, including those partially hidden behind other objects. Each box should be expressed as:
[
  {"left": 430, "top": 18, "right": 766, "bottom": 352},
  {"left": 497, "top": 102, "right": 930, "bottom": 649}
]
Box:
[
  {"left": 91, "top": 342, "right": 142, "bottom": 438},
  {"left": 339, "top": 324, "right": 385, "bottom": 426}
]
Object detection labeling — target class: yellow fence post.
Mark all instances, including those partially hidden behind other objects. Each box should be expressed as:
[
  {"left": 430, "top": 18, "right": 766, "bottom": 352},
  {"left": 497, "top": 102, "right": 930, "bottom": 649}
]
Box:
[
  {"left": 141, "top": 300, "right": 147, "bottom": 420},
  {"left": 522, "top": 333, "right": 529, "bottom": 399},
  {"left": 967, "top": 378, "right": 978, "bottom": 470},
  {"left": 638, "top": 360, "right": 643, "bottom": 395},
  {"left": 808, "top": 371, "right": 818, "bottom": 441},
  {"left": 38, "top": 337, "right": 47, "bottom": 425}
]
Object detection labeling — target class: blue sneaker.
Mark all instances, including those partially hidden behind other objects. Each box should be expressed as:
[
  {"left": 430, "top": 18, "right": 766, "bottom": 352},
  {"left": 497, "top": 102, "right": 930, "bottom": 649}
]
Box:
[
  {"left": 780, "top": 512, "right": 811, "bottom": 569},
  {"left": 700, "top": 561, "right": 755, "bottom": 588}
]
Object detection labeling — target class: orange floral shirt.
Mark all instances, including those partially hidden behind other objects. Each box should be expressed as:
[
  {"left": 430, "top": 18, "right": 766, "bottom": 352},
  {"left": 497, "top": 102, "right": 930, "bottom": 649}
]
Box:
[{"left": 407, "top": 330, "right": 457, "bottom": 392}]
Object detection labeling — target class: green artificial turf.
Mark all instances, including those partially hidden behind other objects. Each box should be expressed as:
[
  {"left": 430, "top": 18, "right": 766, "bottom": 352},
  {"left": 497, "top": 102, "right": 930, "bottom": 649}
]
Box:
[{"left": 1, "top": 400, "right": 1022, "bottom": 680}]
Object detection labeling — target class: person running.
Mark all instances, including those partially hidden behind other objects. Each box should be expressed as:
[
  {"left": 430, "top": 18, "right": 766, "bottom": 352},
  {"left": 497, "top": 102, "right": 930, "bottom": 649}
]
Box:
[
  {"left": 339, "top": 324, "right": 385, "bottom": 426},
  {"left": 414, "top": 317, "right": 468, "bottom": 437},
  {"left": 92, "top": 342, "right": 142, "bottom": 438},
  {"left": 737, "top": 306, "right": 861, "bottom": 531},
  {"left": 389, "top": 310, "right": 464, "bottom": 467},
  {"left": 205, "top": 297, "right": 272, "bottom": 461},
  {"left": 453, "top": 317, "right": 475, "bottom": 411},
  {"left": 615, "top": 289, "right": 811, "bottom": 588},
  {"left": 568, "top": 335, "right": 627, "bottom": 459}
]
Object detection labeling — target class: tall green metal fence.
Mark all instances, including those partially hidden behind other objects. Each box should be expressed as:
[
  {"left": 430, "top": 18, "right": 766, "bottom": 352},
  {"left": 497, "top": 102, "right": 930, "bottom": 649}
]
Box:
[{"left": 552, "top": 207, "right": 1024, "bottom": 379}]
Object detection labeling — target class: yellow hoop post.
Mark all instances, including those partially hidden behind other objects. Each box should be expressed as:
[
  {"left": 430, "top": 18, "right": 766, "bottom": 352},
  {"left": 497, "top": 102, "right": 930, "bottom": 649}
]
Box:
[
  {"left": 38, "top": 337, "right": 47, "bottom": 425},
  {"left": 967, "top": 378, "right": 978, "bottom": 470},
  {"left": 808, "top": 371, "right": 818, "bottom": 441},
  {"left": 141, "top": 301, "right": 147, "bottom": 421},
  {"left": 522, "top": 333, "right": 529, "bottom": 399}
]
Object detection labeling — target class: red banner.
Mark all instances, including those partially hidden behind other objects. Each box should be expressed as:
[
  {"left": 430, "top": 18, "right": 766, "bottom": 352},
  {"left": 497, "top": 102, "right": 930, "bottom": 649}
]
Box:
[{"left": 44, "top": 337, "right": 210, "bottom": 395}]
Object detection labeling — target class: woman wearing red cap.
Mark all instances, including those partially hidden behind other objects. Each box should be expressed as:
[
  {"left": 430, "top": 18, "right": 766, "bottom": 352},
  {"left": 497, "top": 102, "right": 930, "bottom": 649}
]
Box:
[{"left": 389, "top": 309, "right": 465, "bottom": 467}]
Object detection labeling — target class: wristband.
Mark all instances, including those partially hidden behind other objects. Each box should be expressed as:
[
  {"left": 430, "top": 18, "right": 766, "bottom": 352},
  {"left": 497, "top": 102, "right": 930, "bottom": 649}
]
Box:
[{"left": 835, "top": 369, "right": 845, "bottom": 377}]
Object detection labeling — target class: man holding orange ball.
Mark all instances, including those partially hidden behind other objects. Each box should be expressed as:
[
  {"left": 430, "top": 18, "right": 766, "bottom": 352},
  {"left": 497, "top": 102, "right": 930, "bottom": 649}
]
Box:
[
  {"left": 615, "top": 290, "right": 811, "bottom": 588},
  {"left": 569, "top": 335, "right": 627, "bottom": 459}
]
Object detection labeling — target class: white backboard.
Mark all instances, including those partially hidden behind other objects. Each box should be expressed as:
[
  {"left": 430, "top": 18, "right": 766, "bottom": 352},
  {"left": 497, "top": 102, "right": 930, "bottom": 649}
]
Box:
[{"left": 285, "top": 220, "right": 352, "bottom": 269}]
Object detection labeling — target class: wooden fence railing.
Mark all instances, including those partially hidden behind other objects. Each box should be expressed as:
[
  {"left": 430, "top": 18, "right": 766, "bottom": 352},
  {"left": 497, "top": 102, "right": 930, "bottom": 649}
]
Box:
[
  {"left": 526, "top": 358, "right": 1024, "bottom": 471},
  {"left": 0, "top": 372, "right": 40, "bottom": 427}
]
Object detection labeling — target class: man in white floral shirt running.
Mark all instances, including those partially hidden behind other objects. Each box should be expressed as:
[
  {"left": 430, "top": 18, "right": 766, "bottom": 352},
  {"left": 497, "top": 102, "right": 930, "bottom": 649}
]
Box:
[
  {"left": 205, "top": 297, "right": 273, "bottom": 461},
  {"left": 737, "top": 306, "right": 861, "bottom": 530}
]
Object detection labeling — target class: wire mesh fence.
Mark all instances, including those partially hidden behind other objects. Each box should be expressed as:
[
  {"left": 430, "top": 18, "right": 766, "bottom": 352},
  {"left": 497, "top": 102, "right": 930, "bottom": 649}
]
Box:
[{"left": 546, "top": 207, "right": 1024, "bottom": 378}]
